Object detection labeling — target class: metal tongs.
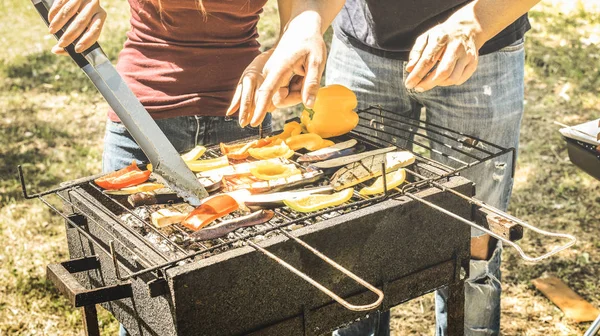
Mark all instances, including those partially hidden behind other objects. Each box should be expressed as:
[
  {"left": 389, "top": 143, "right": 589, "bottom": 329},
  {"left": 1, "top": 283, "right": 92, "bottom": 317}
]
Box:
[{"left": 31, "top": 0, "right": 208, "bottom": 206}]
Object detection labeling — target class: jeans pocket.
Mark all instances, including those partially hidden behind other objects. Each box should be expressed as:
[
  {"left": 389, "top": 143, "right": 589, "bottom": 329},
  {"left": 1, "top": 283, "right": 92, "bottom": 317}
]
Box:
[{"left": 498, "top": 38, "right": 525, "bottom": 53}]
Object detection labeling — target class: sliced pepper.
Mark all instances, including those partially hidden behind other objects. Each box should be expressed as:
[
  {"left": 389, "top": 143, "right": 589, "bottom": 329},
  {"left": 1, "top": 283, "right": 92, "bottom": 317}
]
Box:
[
  {"left": 283, "top": 188, "right": 354, "bottom": 213},
  {"left": 95, "top": 161, "right": 151, "bottom": 190},
  {"left": 248, "top": 142, "right": 295, "bottom": 160},
  {"left": 104, "top": 182, "right": 165, "bottom": 195},
  {"left": 359, "top": 169, "right": 406, "bottom": 196},
  {"left": 250, "top": 162, "right": 300, "bottom": 180},
  {"left": 181, "top": 194, "right": 239, "bottom": 231},
  {"left": 277, "top": 121, "right": 302, "bottom": 140},
  {"left": 220, "top": 137, "right": 275, "bottom": 160},
  {"left": 301, "top": 85, "right": 359, "bottom": 138},
  {"left": 186, "top": 156, "right": 229, "bottom": 172},
  {"left": 309, "top": 139, "right": 335, "bottom": 151},
  {"left": 181, "top": 145, "right": 207, "bottom": 162},
  {"left": 285, "top": 133, "right": 324, "bottom": 151}
]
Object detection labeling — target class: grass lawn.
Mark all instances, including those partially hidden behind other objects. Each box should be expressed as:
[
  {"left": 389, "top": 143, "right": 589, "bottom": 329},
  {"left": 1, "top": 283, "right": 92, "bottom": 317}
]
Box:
[{"left": 1, "top": 0, "right": 598, "bottom": 335}]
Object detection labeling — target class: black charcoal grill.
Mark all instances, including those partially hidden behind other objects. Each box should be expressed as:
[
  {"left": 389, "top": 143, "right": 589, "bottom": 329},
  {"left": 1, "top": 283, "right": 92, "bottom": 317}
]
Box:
[{"left": 18, "top": 107, "right": 577, "bottom": 336}]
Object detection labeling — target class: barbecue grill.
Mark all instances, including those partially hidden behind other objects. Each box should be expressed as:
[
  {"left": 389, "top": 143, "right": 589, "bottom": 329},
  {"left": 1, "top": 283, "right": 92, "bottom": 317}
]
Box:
[{"left": 18, "top": 107, "right": 577, "bottom": 336}]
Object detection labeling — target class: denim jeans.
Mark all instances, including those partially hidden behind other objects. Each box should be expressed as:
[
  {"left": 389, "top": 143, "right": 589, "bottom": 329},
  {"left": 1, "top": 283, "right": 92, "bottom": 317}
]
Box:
[
  {"left": 327, "top": 33, "right": 525, "bottom": 336},
  {"left": 102, "top": 115, "right": 271, "bottom": 173},
  {"left": 104, "top": 114, "right": 271, "bottom": 336}
]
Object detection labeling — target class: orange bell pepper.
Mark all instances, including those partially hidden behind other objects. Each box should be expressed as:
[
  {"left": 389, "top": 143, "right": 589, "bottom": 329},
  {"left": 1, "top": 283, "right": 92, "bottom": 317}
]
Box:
[
  {"left": 94, "top": 161, "right": 151, "bottom": 190},
  {"left": 285, "top": 133, "right": 324, "bottom": 151},
  {"left": 248, "top": 142, "right": 295, "bottom": 160},
  {"left": 182, "top": 194, "right": 239, "bottom": 231},
  {"left": 220, "top": 137, "right": 275, "bottom": 160},
  {"left": 301, "top": 84, "right": 359, "bottom": 138},
  {"left": 277, "top": 121, "right": 302, "bottom": 140},
  {"left": 309, "top": 139, "right": 335, "bottom": 151}
]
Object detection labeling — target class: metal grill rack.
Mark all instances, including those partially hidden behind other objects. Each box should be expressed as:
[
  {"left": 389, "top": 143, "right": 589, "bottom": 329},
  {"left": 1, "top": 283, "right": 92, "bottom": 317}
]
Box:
[{"left": 18, "top": 106, "right": 576, "bottom": 312}]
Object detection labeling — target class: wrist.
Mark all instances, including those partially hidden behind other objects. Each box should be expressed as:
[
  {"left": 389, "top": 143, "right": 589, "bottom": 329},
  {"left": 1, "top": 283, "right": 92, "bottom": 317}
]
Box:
[
  {"left": 286, "top": 10, "right": 324, "bottom": 35},
  {"left": 446, "top": 3, "right": 486, "bottom": 49}
]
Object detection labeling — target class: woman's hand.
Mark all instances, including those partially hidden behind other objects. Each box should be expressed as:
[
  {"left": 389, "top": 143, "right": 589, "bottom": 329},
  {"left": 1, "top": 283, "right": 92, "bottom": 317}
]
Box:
[
  {"left": 226, "top": 50, "right": 276, "bottom": 128},
  {"left": 48, "top": 0, "right": 107, "bottom": 55},
  {"left": 404, "top": 15, "right": 481, "bottom": 92},
  {"left": 226, "top": 11, "right": 327, "bottom": 128}
]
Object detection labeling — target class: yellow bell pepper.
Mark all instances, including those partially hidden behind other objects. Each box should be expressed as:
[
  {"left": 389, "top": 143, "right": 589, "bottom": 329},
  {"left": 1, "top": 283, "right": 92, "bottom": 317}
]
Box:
[{"left": 301, "top": 84, "right": 359, "bottom": 138}]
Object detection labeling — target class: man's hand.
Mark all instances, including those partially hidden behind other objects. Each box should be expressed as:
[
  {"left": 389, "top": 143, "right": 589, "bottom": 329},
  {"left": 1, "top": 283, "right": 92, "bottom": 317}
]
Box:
[
  {"left": 48, "top": 0, "right": 107, "bottom": 55},
  {"left": 405, "top": 0, "right": 542, "bottom": 92},
  {"left": 405, "top": 16, "right": 480, "bottom": 92}
]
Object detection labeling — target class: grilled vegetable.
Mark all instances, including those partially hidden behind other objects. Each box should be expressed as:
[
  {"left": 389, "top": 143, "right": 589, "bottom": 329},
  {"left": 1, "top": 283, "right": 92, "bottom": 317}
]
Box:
[
  {"left": 250, "top": 162, "right": 301, "bottom": 180},
  {"left": 151, "top": 208, "right": 187, "bottom": 228},
  {"left": 182, "top": 194, "right": 239, "bottom": 231},
  {"left": 311, "top": 147, "right": 396, "bottom": 169},
  {"left": 220, "top": 137, "right": 274, "bottom": 160},
  {"left": 190, "top": 210, "right": 275, "bottom": 241},
  {"left": 185, "top": 156, "right": 229, "bottom": 172},
  {"left": 301, "top": 85, "right": 359, "bottom": 138},
  {"left": 283, "top": 188, "right": 354, "bottom": 213},
  {"left": 128, "top": 177, "right": 221, "bottom": 206},
  {"left": 197, "top": 158, "right": 290, "bottom": 178},
  {"left": 285, "top": 133, "right": 325, "bottom": 151},
  {"left": 248, "top": 142, "right": 295, "bottom": 160},
  {"left": 359, "top": 169, "right": 407, "bottom": 196},
  {"left": 277, "top": 121, "right": 302, "bottom": 140},
  {"left": 302, "top": 139, "right": 357, "bottom": 157},
  {"left": 181, "top": 145, "right": 207, "bottom": 162},
  {"left": 330, "top": 151, "right": 415, "bottom": 191},
  {"left": 223, "top": 170, "right": 324, "bottom": 193},
  {"left": 95, "top": 161, "right": 151, "bottom": 190},
  {"left": 104, "top": 182, "right": 164, "bottom": 195},
  {"left": 244, "top": 186, "right": 333, "bottom": 209},
  {"left": 128, "top": 188, "right": 182, "bottom": 207},
  {"left": 297, "top": 142, "right": 364, "bottom": 163}
]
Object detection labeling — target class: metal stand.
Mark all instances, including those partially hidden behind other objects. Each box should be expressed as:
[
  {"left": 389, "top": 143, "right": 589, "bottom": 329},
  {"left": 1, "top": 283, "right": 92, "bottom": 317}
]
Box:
[
  {"left": 446, "top": 280, "right": 466, "bottom": 336},
  {"left": 584, "top": 313, "right": 600, "bottom": 336}
]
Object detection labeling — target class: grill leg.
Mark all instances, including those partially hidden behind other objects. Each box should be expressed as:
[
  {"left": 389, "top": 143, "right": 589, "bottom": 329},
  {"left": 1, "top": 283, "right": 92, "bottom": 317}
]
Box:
[
  {"left": 446, "top": 280, "right": 465, "bottom": 336},
  {"left": 82, "top": 305, "right": 101, "bottom": 336}
]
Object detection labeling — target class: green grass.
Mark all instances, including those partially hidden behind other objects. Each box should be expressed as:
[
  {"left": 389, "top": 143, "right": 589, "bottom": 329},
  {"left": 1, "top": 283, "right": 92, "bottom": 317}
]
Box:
[{"left": 1, "top": 0, "right": 599, "bottom": 335}]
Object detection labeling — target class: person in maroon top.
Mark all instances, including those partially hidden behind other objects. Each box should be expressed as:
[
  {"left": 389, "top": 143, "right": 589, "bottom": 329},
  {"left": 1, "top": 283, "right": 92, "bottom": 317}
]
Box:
[
  {"left": 48, "top": 0, "right": 342, "bottom": 171},
  {"left": 48, "top": 1, "right": 343, "bottom": 334}
]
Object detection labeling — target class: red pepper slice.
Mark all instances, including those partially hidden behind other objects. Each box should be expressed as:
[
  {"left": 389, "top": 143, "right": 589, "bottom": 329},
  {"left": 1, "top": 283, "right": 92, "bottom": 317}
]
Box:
[
  {"left": 182, "top": 194, "right": 239, "bottom": 231},
  {"left": 94, "top": 161, "right": 152, "bottom": 190}
]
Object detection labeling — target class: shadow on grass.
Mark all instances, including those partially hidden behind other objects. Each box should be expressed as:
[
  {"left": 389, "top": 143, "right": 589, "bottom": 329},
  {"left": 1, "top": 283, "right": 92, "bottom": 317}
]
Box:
[
  {"left": 0, "top": 51, "right": 94, "bottom": 93},
  {"left": 0, "top": 105, "right": 98, "bottom": 204}
]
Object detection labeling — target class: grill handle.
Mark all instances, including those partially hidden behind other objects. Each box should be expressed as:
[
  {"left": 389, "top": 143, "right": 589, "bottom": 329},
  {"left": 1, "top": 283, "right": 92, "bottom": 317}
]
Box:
[
  {"left": 46, "top": 256, "right": 133, "bottom": 336},
  {"left": 406, "top": 193, "right": 577, "bottom": 263},
  {"left": 247, "top": 231, "right": 384, "bottom": 312},
  {"left": 46, "top": 256, "right": 133, "bottom": 307},
  {"left": 31, "top": 0, "right": 101, "bottom": 68}
]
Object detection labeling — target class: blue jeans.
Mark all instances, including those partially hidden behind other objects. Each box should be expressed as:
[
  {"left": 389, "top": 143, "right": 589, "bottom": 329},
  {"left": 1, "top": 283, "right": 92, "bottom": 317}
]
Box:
[
  {"left": 327, "top": 33, "right": 524, "bottom": 336},
  {"left": 103, "top": 115, "right": 271, "bottom": 173},
  {"left": 104, "top": 115, "right": 271, "bottom": 336}
]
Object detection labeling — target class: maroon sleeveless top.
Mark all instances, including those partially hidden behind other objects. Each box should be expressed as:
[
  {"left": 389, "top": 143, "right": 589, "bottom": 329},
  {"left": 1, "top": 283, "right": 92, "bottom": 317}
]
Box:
[{"left": 110, "top": 0, "right": 267, "bottom": 121}]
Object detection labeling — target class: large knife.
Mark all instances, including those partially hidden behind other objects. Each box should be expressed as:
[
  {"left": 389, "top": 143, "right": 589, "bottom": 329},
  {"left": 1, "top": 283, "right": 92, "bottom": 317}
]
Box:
[{"left": 31, "top": 0, "right": 208, "bottom": 205}]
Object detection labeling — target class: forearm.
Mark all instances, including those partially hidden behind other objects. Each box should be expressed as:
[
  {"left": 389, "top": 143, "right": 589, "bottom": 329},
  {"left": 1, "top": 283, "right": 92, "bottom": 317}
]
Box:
[
  {"left": 451, "top": 0, "right": 541, "bottom": 49},
  {"left": 278, "top": 0, "right": 344, "bottom": 36}
]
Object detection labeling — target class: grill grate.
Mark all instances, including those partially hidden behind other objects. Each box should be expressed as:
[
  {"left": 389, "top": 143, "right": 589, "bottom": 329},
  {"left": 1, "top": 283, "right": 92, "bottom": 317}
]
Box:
[{"left": 18, "top": 105, "right": 576, "bottom": 289}]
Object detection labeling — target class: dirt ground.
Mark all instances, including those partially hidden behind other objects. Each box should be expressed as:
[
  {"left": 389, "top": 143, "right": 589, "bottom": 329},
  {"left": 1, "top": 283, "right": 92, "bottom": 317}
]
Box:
[{"left": 0, "top": 0, "right": 598, "bottom": 335}]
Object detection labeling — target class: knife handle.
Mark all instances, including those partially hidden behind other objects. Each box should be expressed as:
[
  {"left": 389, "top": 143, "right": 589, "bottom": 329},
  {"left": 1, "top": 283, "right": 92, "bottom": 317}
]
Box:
[{"left": 31, "top": 0, "right": 101, "bottom": 68}]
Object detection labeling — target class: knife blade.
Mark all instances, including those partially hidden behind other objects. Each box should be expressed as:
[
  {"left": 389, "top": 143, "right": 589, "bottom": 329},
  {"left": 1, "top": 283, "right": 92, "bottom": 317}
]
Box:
[{"left": 31, "top": 0, "right": 208, "bottom": 206}]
